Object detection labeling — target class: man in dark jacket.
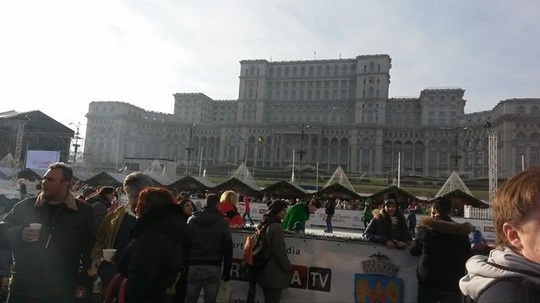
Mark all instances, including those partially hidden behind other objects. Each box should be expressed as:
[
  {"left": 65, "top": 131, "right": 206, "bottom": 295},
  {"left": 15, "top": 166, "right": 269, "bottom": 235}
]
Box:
[
  {"left": 324, "top": 199, "right": 336, "bottom": 233},
  {"left": 0, "top": 162, "right": 96, "bottom": 303},
  {"left": 409, "top": 196, "right": 472, "bottom": 303},
  {"left": 185, "top": 194, "right": 233, "bottom": 303}
]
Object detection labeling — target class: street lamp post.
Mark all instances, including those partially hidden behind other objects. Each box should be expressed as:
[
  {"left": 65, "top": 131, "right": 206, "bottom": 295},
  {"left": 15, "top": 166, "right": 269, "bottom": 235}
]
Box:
[
  {"left": 253, "top": 136, "right": 263, "bottom": 177},
  {"left": 69, "top": 122, "right": 81, "bottom": 163},
  {"left": 297, "top": 124, "right": 309, "bottom": 186},
  {"left": 185, "top": 123, "right": 196, "bottom": 176},
  {"left": 444, "top": 126, "right": 468, "bottom": 171}
]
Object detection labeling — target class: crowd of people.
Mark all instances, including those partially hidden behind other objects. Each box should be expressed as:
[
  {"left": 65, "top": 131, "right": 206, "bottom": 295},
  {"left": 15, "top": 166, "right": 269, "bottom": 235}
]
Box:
[
  {"left": 0, "top": 163, "right": 304, "bottom": 303},
  {"left": 1, "top": 161, "right": 538, "bottom": 302}
]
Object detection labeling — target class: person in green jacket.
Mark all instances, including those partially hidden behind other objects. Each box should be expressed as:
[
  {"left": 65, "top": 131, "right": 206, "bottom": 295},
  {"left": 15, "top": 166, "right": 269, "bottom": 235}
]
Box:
[
  {"left": 282, "top": 199, "right": 321, "bottom": 232},
  {"left": 363, "top": 198, "right": 374, "bottom": 229}
]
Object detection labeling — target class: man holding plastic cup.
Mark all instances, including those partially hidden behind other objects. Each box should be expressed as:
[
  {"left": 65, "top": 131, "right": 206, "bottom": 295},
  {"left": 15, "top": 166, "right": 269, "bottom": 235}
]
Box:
[{"left": 0, "top": 162, "right": 96, "bottom": 303}]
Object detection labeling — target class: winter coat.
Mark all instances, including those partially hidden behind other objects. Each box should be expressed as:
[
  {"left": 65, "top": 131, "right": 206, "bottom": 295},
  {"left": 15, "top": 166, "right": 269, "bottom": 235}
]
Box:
[
  {"left": 219, "top": 202, "right": 244, "bottom": 227},
  {"left": 363, "top": 206, "right": 374, "bottom": 222},
  {"left": 256, "top": 214, "right": 291, "bottom": 289},
  {"left": 0, "top": 193, "right": 96, "bottom": 298},
  {"left": 187, "top": 207, "right": 233, "bottom": 272},
  {"left": 282, "top": 202, "right": 310, "bottom": 231},
  {"left": 325, "top": 201, "right": 336, "bottom": 215},
  {"left": 363, "top": 209, "right": 411, "bottom": 245},
  {"left": 406, "top": 212, "right": 417, "bottom": 228},
  {"left": 91, "top": 204, "right": 132, "bottom": 262},
  {"left": 99, "top": 203, "right": 187, "bottom": 303},
  {"left": 460, "top": 247, "right": 540, "bottom": 303},
  {"left": 409, "top": 216, "right": 472, "bottom": 292},
  {"left": 243, "top": 197, "right": 251, "bottom": 212}
]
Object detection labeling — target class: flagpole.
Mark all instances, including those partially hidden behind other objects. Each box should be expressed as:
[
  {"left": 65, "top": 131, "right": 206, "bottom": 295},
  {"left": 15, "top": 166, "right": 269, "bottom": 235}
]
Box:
[
  {"left": 199, "top": 147, "right": 204, "bottom": 177},
  {"left": 291, "top": 148, "right": 296, "bottom": 183},
  {"left": 316, "top": 161, "right": 319, "bottom": 191},
  {"left": 397, "top": 151, "right": 401, "bottom": 188}
]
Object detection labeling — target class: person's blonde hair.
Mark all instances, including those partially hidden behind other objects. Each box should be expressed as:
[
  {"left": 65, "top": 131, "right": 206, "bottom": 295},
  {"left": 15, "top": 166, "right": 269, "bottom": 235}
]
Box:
[
  {"left": 493, "top": 166, "right": 540, "bottom": 248},
  {"left": 220, "top": 190, "right": 239, "bottom": 206}
]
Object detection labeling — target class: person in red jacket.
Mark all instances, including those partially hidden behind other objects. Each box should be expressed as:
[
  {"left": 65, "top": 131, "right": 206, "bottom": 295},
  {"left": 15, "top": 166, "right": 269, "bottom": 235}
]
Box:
[
  {"left": 242, "top": 196, "right": 255, "bottom": 226},
  {"left": 219, "top": 190, "right": 244, "bottom": 227}
]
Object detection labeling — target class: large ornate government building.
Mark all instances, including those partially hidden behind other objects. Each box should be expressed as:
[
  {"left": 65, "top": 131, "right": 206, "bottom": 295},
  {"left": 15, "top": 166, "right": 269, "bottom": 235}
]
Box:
[{"left": 84, "top": 54, "right": 540, "bottom": 179}]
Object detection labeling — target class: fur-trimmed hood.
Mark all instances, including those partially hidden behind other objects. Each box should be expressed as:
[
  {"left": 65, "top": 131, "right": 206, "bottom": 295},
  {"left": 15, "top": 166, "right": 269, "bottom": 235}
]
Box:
[
  {"left": 419, "top": 216, "right": 472, "bottom": 236},
  {"left": 34, "top": 192, "right": 78, "bottom": 210}
]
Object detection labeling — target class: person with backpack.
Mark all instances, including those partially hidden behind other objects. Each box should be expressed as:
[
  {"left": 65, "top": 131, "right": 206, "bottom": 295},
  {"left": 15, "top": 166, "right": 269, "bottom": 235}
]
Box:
[{"left": 253, "top": 199, "right": 291, "bottom": 303}]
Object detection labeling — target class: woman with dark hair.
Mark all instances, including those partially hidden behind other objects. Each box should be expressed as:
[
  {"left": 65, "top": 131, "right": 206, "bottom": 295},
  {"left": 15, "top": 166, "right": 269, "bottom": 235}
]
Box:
[
  {"left": 98, "top": 187, "right": 187, "bottom": 303},
  {"left": 363, "top": 193, "right": 412, "bottom": 249},
  {"left": 254, "top": 199, "right": 291, "bottom": 303},
  {"left": 178, "top": 199, "right": 196, "bottom": 222},
  {"left": 86, "top": 186, "right": 116, "bottom": 226}
]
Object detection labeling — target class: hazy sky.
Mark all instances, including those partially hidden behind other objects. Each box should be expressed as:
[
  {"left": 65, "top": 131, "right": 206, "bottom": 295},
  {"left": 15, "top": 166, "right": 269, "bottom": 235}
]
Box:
[{"left": 1, "top": 0, "right": 539, "bottom": 135}]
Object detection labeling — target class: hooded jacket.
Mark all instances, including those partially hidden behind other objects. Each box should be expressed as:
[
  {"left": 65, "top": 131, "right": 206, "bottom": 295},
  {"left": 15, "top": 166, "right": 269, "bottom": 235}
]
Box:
[
  {"left": 0, "top": 193, "right": 96, "bottom": 298},
  {"left": 99, "top": 203, "right": 187, "bottom": 303},
  {"left": 219, "top": 202, "right": 244, "bottom": 227},
  {"left": 281, "top": 202, "right": 310, "bottom": 231},
  {"left": 363, "top": 208, "right": 412, "bottom": 245},
  {"left": 409, "top": 216, "right": 472, "bottom": 292},
  {"left": 256, "top": 214, "right": 292, "bottom": 289},
  {"left": 187, "top": 206, "right": 233, "bottom": 273},
  {"left": 460, "top": 247, "right": 540, "bottom": 302}
]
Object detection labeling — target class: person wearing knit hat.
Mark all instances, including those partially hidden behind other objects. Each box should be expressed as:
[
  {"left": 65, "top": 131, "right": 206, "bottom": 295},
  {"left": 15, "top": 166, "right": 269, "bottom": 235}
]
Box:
[
  {"left": 363, "top": 192, "right": 411, "bottom": 249},
  {"left": 267, "top": 199, "right": 288, "bottom": 215},
  {"left": 254, "top": 199, "right": 291, "bottom": 302}
]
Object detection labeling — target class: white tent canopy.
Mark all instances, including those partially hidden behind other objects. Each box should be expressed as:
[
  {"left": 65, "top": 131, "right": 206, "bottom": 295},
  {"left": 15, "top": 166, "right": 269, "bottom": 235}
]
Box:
[
  {"left": 435, "top": 170, "right": 473, "bottom": 197},
  {"left": 231, "top": 162, "right": 257, "bottom": 185},
  {"left": 324, "top": 165, "right": 355, "bottom": 192}
]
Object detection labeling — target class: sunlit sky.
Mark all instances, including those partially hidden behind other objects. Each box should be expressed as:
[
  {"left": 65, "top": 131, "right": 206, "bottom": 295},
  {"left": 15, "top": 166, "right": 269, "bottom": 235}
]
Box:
[{"left": 1, "top": 0, "right": 539, "bottom": 136}]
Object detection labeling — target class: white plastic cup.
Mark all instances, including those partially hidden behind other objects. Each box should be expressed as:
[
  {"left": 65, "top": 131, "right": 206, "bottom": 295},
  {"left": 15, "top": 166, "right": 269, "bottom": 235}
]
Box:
[
  {"left": 27, "top": 223, "right": 42, "bottom": 242},
  {"left": 29, "top": 223, "right": 42, "bottom": 230},
  {"left": 102, "top": 249, "right": 117, "bottom": 262}
]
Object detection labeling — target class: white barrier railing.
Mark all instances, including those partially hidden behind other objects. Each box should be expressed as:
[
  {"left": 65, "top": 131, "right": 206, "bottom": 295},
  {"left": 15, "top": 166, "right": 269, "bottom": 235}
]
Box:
[{"left": 464, "top": 205, "right": 492, "bottom": 220}]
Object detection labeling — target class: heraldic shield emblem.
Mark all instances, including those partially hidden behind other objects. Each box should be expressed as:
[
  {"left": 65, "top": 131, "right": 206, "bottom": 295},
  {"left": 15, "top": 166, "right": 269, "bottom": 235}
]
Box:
[{"left": 354, "top": 252, "right": 403, "bottom": 303}]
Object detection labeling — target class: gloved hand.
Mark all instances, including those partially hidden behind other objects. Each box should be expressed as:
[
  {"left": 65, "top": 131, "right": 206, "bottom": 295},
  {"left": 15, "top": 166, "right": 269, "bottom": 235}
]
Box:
[{"left": 222, "top": 270, "right": 230, "bottom": 282}]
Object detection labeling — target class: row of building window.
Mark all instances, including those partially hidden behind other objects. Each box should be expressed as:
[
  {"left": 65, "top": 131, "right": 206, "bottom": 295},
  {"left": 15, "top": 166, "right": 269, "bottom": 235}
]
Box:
[
  {"left": 249, "top": 62, "right": 385, "bottom": 78},
  {"left": 266, "top": 79, "right": 354, "bottom": 89}
]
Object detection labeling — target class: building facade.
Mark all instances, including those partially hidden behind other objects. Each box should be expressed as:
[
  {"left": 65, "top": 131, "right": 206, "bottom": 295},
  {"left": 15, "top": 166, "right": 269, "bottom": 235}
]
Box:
[{"left": 84, "top": 54, "right": 540, "bottom": 179}]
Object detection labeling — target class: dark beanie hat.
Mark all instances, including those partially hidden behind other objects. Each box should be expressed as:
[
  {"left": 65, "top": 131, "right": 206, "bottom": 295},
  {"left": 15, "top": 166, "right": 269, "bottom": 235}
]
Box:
[
  {"left": 384, "top": 192, "right": 397, "bottom": 205},
  {"left": 433, "top": 196, "right": 451, "bottom": 214},
  {"left": 268, "top": 199, "right": 288, "bottom": 214}
]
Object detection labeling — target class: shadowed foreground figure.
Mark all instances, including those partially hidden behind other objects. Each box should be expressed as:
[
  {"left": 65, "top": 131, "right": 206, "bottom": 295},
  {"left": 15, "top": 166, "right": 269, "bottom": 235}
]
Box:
[
  {"left": 409, "top": 196, "right": 472, "bottom": 303},
  {"left": 460, "top": 167, "right": 540, "bottom": 302}
]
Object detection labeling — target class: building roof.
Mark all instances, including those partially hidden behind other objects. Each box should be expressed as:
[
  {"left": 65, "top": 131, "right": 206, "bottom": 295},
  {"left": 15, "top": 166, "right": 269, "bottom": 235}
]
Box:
[
  {"left": 167, "top": 175, "right": 216, "bottom": 192},
  {"left": 262, "top": 180, "right": 308, "bottom": 199}
]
